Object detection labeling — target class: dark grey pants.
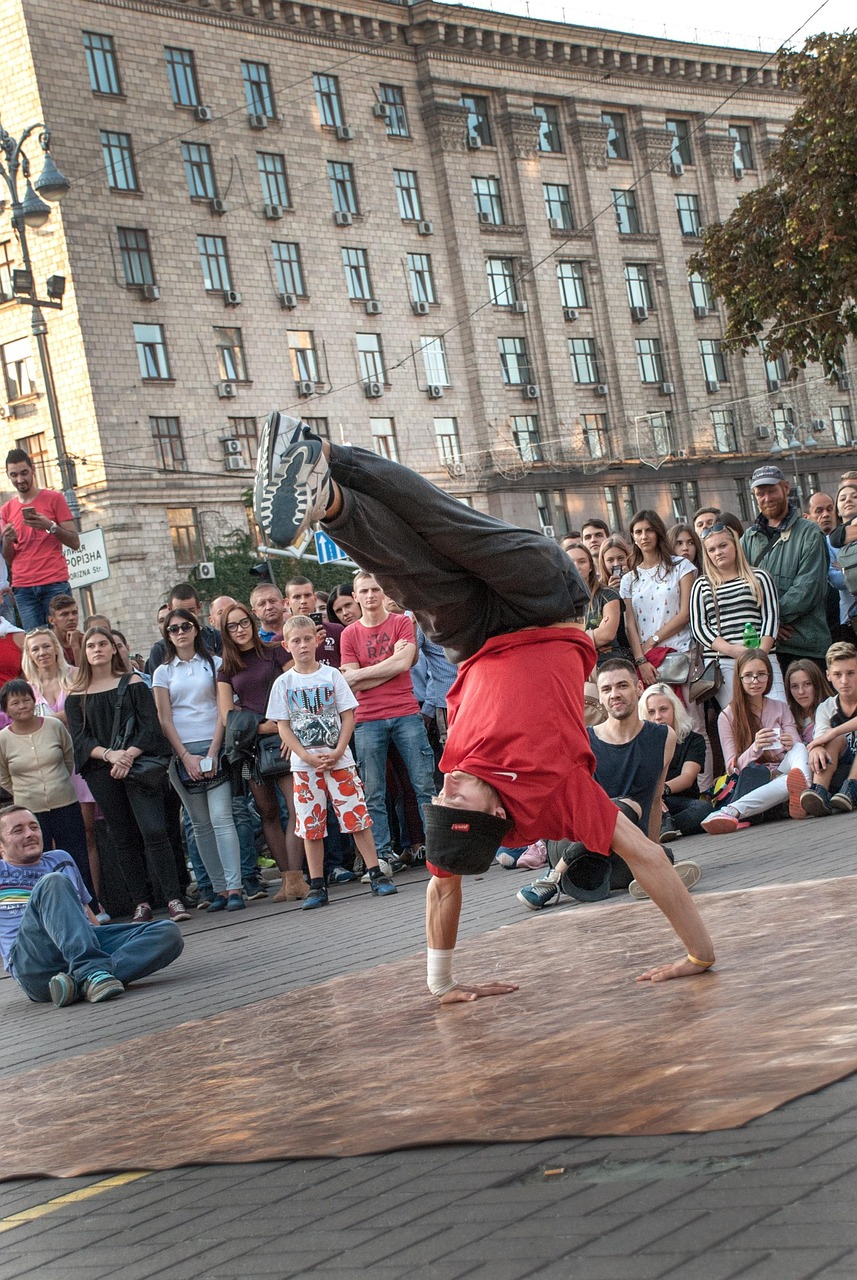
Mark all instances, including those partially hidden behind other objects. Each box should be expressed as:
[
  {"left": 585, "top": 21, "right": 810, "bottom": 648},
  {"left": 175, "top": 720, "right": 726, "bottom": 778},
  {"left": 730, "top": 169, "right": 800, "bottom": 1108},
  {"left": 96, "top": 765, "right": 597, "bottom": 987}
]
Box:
[{"left": 323, "top": 445, "right": 588, "bottom": 664}]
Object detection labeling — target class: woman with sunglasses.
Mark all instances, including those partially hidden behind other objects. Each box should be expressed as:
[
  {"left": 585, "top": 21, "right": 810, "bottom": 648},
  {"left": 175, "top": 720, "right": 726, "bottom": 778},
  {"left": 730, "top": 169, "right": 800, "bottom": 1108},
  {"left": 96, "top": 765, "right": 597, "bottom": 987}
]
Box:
[
  {"left": 152, "top": 609, "right": 244, "bottom": 912},
  {"left": 689, "top": 521, "right": 784, "bottom": 708},
  {"left": 65, "top": 626, "right": 190, "bottom": 923},
  {"left": 702, "top": 648, "right": 811, "bottom": 834},
  {"left": 215, "top": 602, "right": 307, "bottom": 901}
]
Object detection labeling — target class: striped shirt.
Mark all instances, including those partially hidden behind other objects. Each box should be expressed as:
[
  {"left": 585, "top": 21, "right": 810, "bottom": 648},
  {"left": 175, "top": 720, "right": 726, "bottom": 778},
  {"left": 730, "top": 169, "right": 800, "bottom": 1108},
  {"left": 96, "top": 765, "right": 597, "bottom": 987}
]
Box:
[
  {"left": 0, "top": 850, "right": 89, "bottom": 973},
  {"left": 689, "top": 570, "right": 779, "bottom": 660}
]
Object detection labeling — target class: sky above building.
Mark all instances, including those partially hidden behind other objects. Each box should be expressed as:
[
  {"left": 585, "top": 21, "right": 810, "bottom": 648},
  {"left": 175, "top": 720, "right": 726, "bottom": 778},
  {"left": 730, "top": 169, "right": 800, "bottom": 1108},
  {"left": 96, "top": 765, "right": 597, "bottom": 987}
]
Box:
[{"left": 439, "top": 0, "right": 853, "bottom": 52}]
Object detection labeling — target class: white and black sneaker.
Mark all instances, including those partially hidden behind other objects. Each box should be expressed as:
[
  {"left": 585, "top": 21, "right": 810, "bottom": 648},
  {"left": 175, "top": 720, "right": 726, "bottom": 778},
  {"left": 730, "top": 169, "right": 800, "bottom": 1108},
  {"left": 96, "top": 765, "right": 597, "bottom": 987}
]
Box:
[{"left": 254, "top": 411, "right": 332, "bottom": 547}]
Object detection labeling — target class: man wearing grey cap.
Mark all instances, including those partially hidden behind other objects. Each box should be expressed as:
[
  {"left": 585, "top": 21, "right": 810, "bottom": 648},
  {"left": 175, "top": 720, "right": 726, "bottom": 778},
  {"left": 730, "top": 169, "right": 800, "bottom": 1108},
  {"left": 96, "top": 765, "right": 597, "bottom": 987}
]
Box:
[{"left": 741, "top": 464, "right": 831, "bottom": 668}]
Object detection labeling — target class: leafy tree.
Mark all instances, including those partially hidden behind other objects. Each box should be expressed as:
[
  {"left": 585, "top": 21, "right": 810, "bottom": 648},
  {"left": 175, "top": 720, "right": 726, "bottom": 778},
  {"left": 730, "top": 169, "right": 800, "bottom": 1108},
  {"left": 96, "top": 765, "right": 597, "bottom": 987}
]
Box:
[
  {"left": 187, "top": 528, "right": 353, "bottom": 604},
  {"left": 690, "top": 32, "right": 857, "bottom": 377}
]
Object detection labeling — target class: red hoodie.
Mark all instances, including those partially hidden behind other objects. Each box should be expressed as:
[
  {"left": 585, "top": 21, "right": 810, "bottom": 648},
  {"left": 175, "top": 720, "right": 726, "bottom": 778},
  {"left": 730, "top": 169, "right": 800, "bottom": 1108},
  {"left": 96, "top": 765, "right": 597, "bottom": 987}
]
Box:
[{"left": 440, "top": 626, "right": 617, "bottom": 853}]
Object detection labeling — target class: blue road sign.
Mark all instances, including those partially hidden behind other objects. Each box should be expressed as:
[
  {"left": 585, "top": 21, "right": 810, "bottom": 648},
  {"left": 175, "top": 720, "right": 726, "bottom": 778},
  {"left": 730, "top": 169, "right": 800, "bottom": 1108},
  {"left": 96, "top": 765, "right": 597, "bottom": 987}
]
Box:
[{"left": 314, "top": 530, "right": 349, "bottom": 564}]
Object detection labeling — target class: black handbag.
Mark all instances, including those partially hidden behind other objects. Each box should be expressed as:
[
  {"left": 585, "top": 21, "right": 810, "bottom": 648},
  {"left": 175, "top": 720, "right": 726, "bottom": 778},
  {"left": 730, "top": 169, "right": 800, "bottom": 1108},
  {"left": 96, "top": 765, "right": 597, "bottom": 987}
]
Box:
[
  {"left": 110, "top": 675, "right": 170, "bottom": 793},
  {"left": 255, "top": 732, "right": 291, "bottom": 781}
]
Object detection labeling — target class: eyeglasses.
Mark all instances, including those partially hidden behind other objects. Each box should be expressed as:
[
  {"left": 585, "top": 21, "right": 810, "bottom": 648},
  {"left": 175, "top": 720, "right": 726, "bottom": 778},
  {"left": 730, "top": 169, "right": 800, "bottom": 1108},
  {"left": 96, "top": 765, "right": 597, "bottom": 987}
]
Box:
[
  {"left": 166, "top": 622, "right": 194, "bottom": 636},
  {"left": 701, "top": 521, "right": 730, "bottom": 539},
  {"left": 740, "top": 670, "right": 768, "bottom": 683},
  {"left": 226, "top": 617, "right": 253, "bottom": 634}
]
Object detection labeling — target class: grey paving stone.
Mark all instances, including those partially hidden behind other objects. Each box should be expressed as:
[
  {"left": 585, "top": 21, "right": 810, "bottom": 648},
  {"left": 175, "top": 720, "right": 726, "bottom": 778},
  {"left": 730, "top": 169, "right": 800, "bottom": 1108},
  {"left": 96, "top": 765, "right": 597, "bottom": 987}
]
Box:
[{"left": 732, "top": 1250, "right": 853, "bottom": 1279}]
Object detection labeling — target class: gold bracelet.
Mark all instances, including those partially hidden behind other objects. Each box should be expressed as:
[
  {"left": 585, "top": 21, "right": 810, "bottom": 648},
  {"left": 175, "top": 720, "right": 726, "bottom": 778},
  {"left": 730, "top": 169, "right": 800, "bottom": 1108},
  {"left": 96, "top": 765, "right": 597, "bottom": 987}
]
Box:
[{"left": 686, "top": 953, "right": 714, "bottom": 969}]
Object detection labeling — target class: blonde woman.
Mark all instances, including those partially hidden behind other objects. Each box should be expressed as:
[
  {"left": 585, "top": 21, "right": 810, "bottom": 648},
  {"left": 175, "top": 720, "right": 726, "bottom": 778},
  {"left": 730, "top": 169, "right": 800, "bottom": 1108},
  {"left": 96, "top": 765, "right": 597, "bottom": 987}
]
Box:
[
  {"left": 638, "top": 683, "right": 711, "bottom": 839},
  {"left": 689, "top": 520, "right": 783, "bottom": 708}
]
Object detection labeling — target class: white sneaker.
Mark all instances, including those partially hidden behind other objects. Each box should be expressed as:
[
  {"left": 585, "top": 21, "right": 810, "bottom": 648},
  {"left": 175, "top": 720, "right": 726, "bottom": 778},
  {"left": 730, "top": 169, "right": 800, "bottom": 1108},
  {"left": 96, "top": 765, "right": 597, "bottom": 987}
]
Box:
[
  {"left": 361, "top": 859, "right": 393, "bottom": 883},
  {"left": 628, "top": 861, "right": 702, "bottom": 901}
]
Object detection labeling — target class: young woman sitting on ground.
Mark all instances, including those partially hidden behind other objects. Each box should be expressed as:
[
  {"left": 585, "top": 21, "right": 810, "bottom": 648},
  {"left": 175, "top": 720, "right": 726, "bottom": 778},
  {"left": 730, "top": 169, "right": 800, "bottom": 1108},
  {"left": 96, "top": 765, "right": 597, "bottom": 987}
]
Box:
[
  {"left": 638, "top": 683, "right": 711, "bottom": 840},
  {"left": 785, "top": 659, "right": 832, "bottom": 745}
]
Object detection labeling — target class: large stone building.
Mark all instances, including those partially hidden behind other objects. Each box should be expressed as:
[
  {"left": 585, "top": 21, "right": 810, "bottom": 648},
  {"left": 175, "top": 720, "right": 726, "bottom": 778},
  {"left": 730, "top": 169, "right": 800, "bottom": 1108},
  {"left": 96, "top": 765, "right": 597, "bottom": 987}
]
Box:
[{"left": 1, "top": 0, "right": 854, "bottom": 638}]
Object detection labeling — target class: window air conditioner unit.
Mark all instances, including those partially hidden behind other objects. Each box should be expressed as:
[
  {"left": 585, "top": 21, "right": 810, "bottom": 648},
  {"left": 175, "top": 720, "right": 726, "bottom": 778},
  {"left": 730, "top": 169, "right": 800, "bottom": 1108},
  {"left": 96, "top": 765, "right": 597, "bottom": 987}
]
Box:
[
  {"left": 140, "top": 284, "right": 160, "bottom": 301},
  {"left": 336, "top": 125, "right": 355, "bottom": 141},
  {"left": 660, "top": 381, "right": 675, "bottom": 395},
  {"left": 477, "top": 211, "right": 492, "bottom": 225},
  {"left": 548, "top": 217, "right": 563, "bottom": 231},
  {"left": 412, "top": 300, "right": 430, "bottom": 315},
  {"left": 224, "top": 289, "right": 241, "bottom": 306},
  {"left": 217, "top": 380, "right": 237, "bottom": 399},
  {"left": 466, "top": 134, "right": 482, "bottom": 149},
  {"left": 364, "top": 380, "right": 383, "bottom": 398},
  {"left": 447, "top": 461, "right": 465, "bottom": 476},
  {"left": 523, "top": 384, "right": 539, "bottom": 400},
  {"left": 427, "top": 385, "right": 444, "bottom": 399},
  {"left": 562, "top": 307, "right": 578, "bottom": 322},
  {"left": 264, "top": 203, "right": 283, "bottom": 220},
  {"left": 209, "top": 198, "right": 227, "bottom": 215},
  {"left": 839, "top": 374, "right": 852, "bottom": 391},
  {"left": 198, "top": 561, "right": 216, "bottom": 579},
  {"left": 224, "top": 455, "right": 246, "bottom": 471},
  {"left": 631, "top": 305, "right": 648, "bottom": 321},
  {"left": 248, "top": 113, "right": 268, "bottom": 129},
  {"left": 223, "top": 439, "right": 242, "bottom": 454},
  {"left": 706, "top": 379, "right": 720, "bottom": 393},
  {"left": 669, "top": 160, "right": 684, "bottom": 176},
  {"left": 733, "top": 162, "right": 744, "bottom": 180},
  {"left": 541, "top": 524, "right": 555, "bottom": 538},
  {"left": 278, "top": 292, "right": 297, "bottom": 309},
  {"left": 372, "top": 102, "right": 390, "bottom": 119},
  {"left": 756, "top": 425, "right": 770, "bottom": 439},
  {"left": 296, "top": 380, "right": 314, "bottom": 397},
  {"left": 417, "top": 220, "right": 434, "bottom": 236},
  {"left": 193, "top": 105, "right": 213, "bottom": 123},
  {"left": 334, "top": 210, "right": 353, "bottom": 226},
  {"left": 693, "top": 305, "right": 709, "bottom": 319},
  {"left": 512, "top": 300, "right": 527, "bottom": 314},
  {"left": 595, "top": 383, "right": 608, "bottom": 395},
  {"left": 365, "top": 300, "right": 382, "bottom": 315}
]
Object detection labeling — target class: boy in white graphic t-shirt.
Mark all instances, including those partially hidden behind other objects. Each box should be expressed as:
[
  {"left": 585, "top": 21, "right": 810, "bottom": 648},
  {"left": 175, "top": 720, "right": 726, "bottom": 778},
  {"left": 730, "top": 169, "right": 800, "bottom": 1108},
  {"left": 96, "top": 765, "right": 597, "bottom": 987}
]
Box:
[{"left": 266, "top": 615, "right": 397, "bottom": 909}]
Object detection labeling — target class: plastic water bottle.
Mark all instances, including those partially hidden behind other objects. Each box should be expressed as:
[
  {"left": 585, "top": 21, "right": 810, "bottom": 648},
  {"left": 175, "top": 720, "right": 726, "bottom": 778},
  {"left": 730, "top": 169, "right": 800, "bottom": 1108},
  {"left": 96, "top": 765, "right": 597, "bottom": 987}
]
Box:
[{"left": 743, "top": 623, "right": 760, "bottom": 649}]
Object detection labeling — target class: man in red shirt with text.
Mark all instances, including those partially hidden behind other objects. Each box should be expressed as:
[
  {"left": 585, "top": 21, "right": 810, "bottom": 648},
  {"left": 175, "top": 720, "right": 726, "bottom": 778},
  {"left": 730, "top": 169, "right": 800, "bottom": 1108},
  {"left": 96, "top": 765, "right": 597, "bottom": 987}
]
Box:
[
  {"left": 1, "top": 449, "right": 79, "bottom": 631},
  {"left": 255, "top": 414, "right": 715, "bottom": 1001},
  {"left": 340, "top": 571, "right": 437, "bottom": 869}
]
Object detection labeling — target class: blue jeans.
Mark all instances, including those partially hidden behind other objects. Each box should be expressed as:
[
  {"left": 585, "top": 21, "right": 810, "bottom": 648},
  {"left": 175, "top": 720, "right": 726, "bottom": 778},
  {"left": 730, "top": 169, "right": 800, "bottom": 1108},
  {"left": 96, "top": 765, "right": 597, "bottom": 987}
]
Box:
[
  {"left": 13, "top": 579, "right": 72, "bottom": 631},
  {"left": 232, "top": 791, "right": 259, "bottom": 885},
  {"left": 353, "top": 715, "right": 436, "bottom": 858},
  {"left": 9, "top": 873, "right": 183, "bottom": 1001},
  {"left": 169, "top": 741, "right": 242, "bottom": 893}
]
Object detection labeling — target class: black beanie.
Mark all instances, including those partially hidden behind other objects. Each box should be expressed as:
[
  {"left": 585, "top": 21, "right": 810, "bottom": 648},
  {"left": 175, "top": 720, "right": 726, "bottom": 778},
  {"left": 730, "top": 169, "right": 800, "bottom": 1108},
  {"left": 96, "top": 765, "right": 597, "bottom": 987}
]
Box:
[
  {"left": 559, "top": 850, "right": 612, "bottom": 902},
  {"left": 422, "top": 803, "right": 512, "bottom": 875}
]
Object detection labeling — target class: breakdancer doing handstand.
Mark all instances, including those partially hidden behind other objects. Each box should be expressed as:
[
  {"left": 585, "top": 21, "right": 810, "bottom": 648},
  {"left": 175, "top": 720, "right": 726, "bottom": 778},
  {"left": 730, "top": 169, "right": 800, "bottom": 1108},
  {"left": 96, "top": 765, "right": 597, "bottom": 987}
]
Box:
[{"left": 255, "top": 413, "right": 715, "bottom": 1003}]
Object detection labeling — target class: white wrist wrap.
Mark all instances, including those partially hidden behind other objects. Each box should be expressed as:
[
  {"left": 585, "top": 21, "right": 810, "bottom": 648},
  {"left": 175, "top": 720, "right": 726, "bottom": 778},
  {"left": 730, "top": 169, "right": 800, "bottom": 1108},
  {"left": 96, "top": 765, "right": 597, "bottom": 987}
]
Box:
[{"left": 427, "top": 947, "right": 458, "bottom": 997}]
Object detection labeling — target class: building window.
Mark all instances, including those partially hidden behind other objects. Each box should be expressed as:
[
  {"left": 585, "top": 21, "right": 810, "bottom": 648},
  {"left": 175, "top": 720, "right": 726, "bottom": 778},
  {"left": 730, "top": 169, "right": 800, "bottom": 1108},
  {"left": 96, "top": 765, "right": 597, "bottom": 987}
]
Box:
[
  {"left": 613, "top": 190, "right": 640, "bottom": 234},
  {"left": 581, "top": 413, "right": 609, "bottom": 459},
  {"left": 257, "top": 153, "right": 290, "bottom": 207},
  {"left": 831, "top": 406, "right": 854, "bottom": 446},
  {"left": 699, "top": 339, "right": 728, "bottom": 384},
  {"left": 272, "top": 242, "right": 305, "bottom": 296},
  {"left": 804, "top": 472, "right": 820, "bottom": 498},
  {"left": 543, "top": 183, "right": 574, "bottom": 229},
  {"left": 712, "top": 409, "right": 738, "bottom": 452},
  {"left": 357, "top": 334, "right": 385, "bottom": 384},
  {"left": 670, "top": 480, "right": 699, "bottom": 522},
  {"left": 167, "top": 507, "right": 202, "bottom": 566},
  {"left": 533, "top": 104, "right": 562, "bottom": 153},
  {"left": 100, "top": 131, "right": 138, "bottom": 192},
  {"left": 771, "top": 405, "right": 795, "bottom": 447},
  {"left": 0, "top": 241, "right": 14, "bottom": 300},
  {"left": 370, "top": 417, "right": 399, "bottom": 461},
  {"left": 647, "top": 411, "right": 675, "bottom": 455},
  {"left": 511, "top": 416, "right": 543, "bottom": 463},
  {"left": 117, "top": 228, "right": 155, "bottom": 286},
  {"left": 636, "top": 338, "right": 665, "bottom": 384},
  {"left": 535, "top": 490, "right": 552, "bottom": 530},
  {"left": 229, "top": 416, "right": 258, "bottom": 464},
  {"left": 196, "top": 235, "right": 232, "bottom": 292},
  {"left": 393, "top": 169, "right": 422, "bottom": 220},
  {"left": 407, "top": 253, "right": 436, "bottom": 305},
  {"left": 620, "top": 484, "right": 637, "bottom": 523},
  {"left": 734, "top": 478, "right": 751, "bottom": 522},
  {"left": 486, "top": 257, "right": 517, "bottom": 307},
  {"left": 83, "top": 32, "right": 121, "bottom": 95},
  {"left": 287, "top": 331, "right": 319, "bottom": 383},
  {"left": 303, "top": 417, "right": 329, "bottom": 439},
  {"left": 676, "top": 193, "right": 702, "bottom": 236},
  {"left": 624, "top": 264, "right": 653, "bottom": 311},
  {"left": 150, "top": 416, "right": 187, "bottom": 471},
  {"left": 16, "top": 433, "right": 50, "bottom": 488},
  {"left": 729, "top": 123, "right": 755, "bottom": 171},
  {"left": 164, "top": 47, "right": 200, "bottom": 107},
  {"left": 242, "top": 61, "right": 275, "bottom": 118},
  {"left": 380, "top": 85, "right": 409, "bottom": 137},
  {"left": 181, "top": 142, "right": 217, "bottom": 199},
  {"left": 765, "top": 352, "right": 788, "bottom": 389},
  {"left": 689, "top": 272, "right": 713, "bottom": 311},
  {"left": 434, "top": 417, "right": 462, "bottom": 466},
  {"left": 133, "top": 323, "right": 171, "bottom": 380},
  {"left": 421, "top": 337, "right": 450, "bottom": 387},
  {"left": 1, "top": 338, "right": 36, "bottom": 401},
  {"left": 342, "top": 247, "right": 373, "bottom": 301},
  {"left": 603, "top": 486, "right": 621, "bottom": 531},
  {"left": 556, "top": 261, "right": 587, "bottom": 309},
  {"left": 472, "top": 176, "right": 504, "bottom": 225},
  {"left": 498, "top": 337, "right": 532, "bottom": 386},
  {"left": 568, "top": 338, "right": 601, "bottom": 385},
  {"left": 602, "top": 111, "right": 629, "bottom": 160},
  {"left": 313, "top": 73, "right": 344, "bottom": 128},
  {"left": 328, "top": 161, "right": 358, "bottom": 214},
  {"left": 461, "top": 94, "right": 492, "bottom": 146},
  {"left": 665, "top": 119, "right": 692, "bottom": 166},
  {"left": 214, "top": 327, "right": 248, "bottom": 382}
]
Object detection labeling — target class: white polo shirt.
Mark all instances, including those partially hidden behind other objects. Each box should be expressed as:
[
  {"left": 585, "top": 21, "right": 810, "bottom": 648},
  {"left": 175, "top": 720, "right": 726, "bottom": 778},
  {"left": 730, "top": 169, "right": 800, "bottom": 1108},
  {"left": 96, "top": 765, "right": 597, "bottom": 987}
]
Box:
[{"left": 152, "top": 653, "right": 222, "bottom": 744}]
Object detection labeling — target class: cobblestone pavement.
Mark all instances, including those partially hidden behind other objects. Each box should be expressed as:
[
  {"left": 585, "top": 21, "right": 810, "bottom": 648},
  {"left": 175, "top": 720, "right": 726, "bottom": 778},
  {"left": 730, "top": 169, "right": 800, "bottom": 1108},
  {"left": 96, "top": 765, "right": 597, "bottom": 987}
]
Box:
[{"left": 2, "top": 816, "right": 856, "bottom": 1279}]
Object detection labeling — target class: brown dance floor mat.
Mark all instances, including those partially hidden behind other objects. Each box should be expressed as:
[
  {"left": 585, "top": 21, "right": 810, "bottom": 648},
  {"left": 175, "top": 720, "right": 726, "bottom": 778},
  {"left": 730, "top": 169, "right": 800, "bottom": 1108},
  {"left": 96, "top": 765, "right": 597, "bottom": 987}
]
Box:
[{"left": 3, "top": 875, "right": 857, "bottom": 1180}]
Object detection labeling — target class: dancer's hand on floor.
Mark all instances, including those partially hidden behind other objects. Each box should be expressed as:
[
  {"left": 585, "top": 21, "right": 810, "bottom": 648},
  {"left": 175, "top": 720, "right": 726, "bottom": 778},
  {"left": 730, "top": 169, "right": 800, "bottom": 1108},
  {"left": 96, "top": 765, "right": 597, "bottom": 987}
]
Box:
[
  {"left": 636, "top": 957, "right": 714, "bottom": 984},
  {"left": 439, "top": 981, "right": 519, "bottom": 1005}
]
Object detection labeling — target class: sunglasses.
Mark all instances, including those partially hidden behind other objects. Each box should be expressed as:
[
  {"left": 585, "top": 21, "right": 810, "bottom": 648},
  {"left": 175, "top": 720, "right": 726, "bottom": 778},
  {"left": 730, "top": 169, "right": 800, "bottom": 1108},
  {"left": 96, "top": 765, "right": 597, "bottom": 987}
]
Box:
[
  {"left": 701, "top": 521, "right": 731, "bottom": 539},
  {"left": 166, "top": 622, "right": 195, "bottom": 635}
]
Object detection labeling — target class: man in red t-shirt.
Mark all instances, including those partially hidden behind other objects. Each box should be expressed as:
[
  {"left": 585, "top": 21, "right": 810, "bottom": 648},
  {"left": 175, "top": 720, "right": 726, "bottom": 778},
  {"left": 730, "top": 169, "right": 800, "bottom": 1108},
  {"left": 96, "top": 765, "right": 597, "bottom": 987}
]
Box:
[
  {"left": 1, "top": 449, "right": 79, "bottom": 630},
  {"left": 340, "top": 571, "right": 436, "bottom": 867},
  {"left": 254, "top": 414, "right": 716, "bottom": 1000}
]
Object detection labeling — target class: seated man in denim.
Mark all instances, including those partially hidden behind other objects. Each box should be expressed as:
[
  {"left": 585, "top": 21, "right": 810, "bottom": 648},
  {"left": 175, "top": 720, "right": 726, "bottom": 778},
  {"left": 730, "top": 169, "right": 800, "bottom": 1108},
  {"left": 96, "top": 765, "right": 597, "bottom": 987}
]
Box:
[{"left": 0, "top": 805, "right": 183, "bottom": 1007}]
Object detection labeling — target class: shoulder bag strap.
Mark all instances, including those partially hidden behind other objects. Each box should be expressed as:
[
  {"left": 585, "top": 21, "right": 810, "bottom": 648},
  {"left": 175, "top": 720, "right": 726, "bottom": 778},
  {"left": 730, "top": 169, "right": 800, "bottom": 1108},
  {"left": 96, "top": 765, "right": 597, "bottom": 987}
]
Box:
[
  {"left": 109, "top": 673, "right": 133, "bottom": 749},
  {"left": 748, "top": 530, "right": 782, "bottom": 569}
]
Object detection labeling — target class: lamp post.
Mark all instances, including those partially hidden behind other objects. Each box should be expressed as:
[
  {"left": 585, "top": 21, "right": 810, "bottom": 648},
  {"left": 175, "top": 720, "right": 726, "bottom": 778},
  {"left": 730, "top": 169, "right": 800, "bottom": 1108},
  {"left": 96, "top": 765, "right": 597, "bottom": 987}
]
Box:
[
  {"left": 0, "top": 121, "right": 75, "bottom": 514},
  {"left": 770, "top": 419, "right": 820, "bottom": 507}
]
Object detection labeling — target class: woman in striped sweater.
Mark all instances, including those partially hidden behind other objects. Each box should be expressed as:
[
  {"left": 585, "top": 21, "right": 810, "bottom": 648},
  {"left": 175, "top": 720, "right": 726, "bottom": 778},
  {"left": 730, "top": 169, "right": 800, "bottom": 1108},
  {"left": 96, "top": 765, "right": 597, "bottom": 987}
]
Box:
[{"left": 690, "top": 521, "right": 785, "bottom": 708}]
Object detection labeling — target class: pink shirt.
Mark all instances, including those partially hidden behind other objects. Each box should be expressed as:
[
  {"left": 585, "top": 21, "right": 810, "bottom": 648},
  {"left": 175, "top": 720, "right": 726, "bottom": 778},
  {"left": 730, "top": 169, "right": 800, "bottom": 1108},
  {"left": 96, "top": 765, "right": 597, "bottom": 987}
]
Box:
[
  {"left": 0, "top": 489, "right": 73, "bottom": 587},
  {"left": 340, "top": 613, "right": 419, "bottom": 724},
  {"left": 718, "top": 697, "right": 802, "bottom": 772}
]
